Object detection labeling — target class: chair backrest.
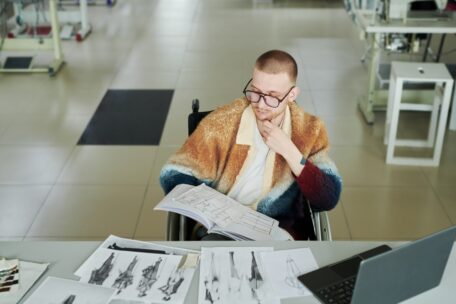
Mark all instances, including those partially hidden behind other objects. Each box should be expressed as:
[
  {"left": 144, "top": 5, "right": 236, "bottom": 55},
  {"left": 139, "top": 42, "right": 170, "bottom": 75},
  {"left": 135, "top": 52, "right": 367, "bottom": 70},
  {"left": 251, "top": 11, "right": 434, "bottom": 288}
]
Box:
[
  {"left": 178, "top": 99, "right": 212, "bottom": 240},
  {"left": 188, "top": 99, "right": 212, "bottom": 136}
]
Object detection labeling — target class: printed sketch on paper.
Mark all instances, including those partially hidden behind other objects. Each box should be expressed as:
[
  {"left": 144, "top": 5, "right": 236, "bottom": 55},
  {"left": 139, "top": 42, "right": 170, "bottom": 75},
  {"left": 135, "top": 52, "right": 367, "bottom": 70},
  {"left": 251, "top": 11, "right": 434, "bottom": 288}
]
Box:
[
  {"left": 112, "top": 256, "right": 138, "bottom": 294},
  {"left": 228, "top": 251, "right": 240, "bottom": 295},
  {"left": 62, "top": 295, "right": 76, "bottom": 304},
  {"left": 158, "top": 267, "right": 186, "bottom": 301},
  {"left": 199, "top": 247, "right": 279, "bottom": 304},
  {"left": 23, "top": 277, "right": 115, "bottom": 304},
  {"left": 89, "top": 252, "right": 115, "bottom": 285},
  {"left": 78, "top": 247, "right": 196, "bottom": 304},
  {"left": 137, "top": 257, "right": 163, "bottom": 297},
  {"left": 203, "top": 252, "right": 221, "bottom": 304},
  {"left": 227, "top": 250, "right": 265, "bottom": 302},
  {"left": 258, "top": 248, "right": 319, "bottom": 299},
  {"left": 0, "top": 260, "right": 20, "bottom": 294},
  {"left": 284, "top": 256, "right": 306, "bottom": 293}
]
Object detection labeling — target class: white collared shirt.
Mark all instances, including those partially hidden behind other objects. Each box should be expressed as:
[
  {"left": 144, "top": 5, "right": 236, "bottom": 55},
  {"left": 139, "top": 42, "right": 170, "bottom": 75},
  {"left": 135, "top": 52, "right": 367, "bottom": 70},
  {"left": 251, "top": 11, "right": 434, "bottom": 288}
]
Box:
[
  {"left": 227, "top": 122, "right": 270, "bottom": 206},
  {"left": 227, "top": 104, "right": 292, "bottom": 208}
]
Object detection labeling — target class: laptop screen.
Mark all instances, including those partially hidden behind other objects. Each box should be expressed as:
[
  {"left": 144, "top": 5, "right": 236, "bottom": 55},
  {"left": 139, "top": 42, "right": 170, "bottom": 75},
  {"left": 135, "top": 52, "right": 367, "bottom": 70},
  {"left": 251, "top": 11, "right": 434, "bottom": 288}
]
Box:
[{"left": 351, "top": 226, "right": 456, "bottom": 304}]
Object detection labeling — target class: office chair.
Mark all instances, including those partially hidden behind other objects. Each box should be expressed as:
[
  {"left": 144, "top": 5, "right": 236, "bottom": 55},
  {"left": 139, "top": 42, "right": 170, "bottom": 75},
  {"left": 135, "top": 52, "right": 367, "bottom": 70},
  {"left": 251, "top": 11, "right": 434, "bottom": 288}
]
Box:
[{"left": 165, "top": 99, "right": 333, "bottom": 241}]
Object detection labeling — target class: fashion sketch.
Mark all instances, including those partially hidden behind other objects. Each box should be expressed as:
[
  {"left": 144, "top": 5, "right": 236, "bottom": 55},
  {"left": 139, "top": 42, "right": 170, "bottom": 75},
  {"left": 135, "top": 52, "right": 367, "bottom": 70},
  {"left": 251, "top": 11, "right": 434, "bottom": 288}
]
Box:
[
  {"left": 203, "top": 252, "right": 221, "bottom": 304},
  {"left": 199, "top": 247, "right": 278, "bottom": 304},
  {"left": 228, "top": 251, "right": 257, "bottom": 302},
  {"left": 89, "top": 252, "right": 115, "bottom": 285},
  {"left": 158, "top": 267, "right": 186, "bottom": 301},
  {"left": 62, "top": 295, "right": 76, "bottom": 304},
  {"left": 78, "top": 246, "right": 193, "bottom": 304},
  {"left": 228, "top": 251, "right": 241, "bottom": 294},
  {"left": 137, "top": 257, "right": 163, "bottom": 297},
  {"left": 22, "top": 277, "right": 115, "bottom": 304},
  {"left": 112, "top": 256, "right": 138, "bottom": 294},
  {"left": 284, "top": 255, "right": 305, "bottom": 292},
  {"left": 258, "top": 248, "right": 319, "bottom": 299},
  {"left": 249, "top": 251, "right": 264, "bottom": 290}
]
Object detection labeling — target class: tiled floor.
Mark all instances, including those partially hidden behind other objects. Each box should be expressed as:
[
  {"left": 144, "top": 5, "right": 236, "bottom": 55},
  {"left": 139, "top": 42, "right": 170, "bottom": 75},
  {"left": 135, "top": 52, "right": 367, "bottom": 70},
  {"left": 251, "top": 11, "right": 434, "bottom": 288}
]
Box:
[{"left": 0, "top": 0, "right": 455, "bottom": 241}]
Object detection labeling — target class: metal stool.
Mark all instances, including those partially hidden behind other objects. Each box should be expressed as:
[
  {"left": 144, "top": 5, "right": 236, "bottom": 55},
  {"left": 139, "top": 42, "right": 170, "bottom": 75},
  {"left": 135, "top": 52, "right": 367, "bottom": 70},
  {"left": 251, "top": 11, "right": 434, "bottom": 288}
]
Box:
[{"left": 384, "top": 62, "right": 454, "bottom": 166}]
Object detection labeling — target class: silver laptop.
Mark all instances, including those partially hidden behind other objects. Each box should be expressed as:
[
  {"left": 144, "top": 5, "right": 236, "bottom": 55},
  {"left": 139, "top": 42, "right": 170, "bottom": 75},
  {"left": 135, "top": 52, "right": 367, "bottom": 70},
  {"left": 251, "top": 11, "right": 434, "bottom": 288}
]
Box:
[{"left": 299, "top": 225, "right": 456, "bottom": 304}]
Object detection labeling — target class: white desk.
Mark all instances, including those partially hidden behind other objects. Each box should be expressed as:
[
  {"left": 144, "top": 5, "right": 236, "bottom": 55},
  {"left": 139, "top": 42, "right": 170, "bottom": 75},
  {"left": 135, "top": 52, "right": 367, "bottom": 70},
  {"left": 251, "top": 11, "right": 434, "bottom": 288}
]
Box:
[
  {"left": 354, "top": 10, "right": 456, "bottom": 130},
  {"left": 0, "top": 0, "right": 64, "bottom": 75},
  {"left": 0, "top": 240, "right": 455, "bottom": 303}
]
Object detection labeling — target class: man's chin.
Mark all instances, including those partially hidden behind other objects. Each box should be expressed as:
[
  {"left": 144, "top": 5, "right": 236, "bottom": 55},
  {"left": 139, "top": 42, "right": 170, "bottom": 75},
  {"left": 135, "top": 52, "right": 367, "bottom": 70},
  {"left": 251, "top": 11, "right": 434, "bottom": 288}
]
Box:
[{"left": 254, "top": 112, "right": 271, "bottom": 121}]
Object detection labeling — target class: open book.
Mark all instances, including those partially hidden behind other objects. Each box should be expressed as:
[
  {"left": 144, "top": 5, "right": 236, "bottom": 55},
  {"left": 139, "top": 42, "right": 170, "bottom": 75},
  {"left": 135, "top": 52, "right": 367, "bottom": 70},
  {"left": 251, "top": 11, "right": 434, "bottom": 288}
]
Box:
[{"left": 154, "top": 184, "right": 293, "bottom": 241}]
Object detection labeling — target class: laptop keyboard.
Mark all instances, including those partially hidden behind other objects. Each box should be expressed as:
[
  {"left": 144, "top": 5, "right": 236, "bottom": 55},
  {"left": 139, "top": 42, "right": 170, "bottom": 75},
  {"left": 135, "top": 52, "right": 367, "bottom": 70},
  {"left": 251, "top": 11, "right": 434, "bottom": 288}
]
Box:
[{"left": 316, "top": 276, "right": 356, "bottom": 304}]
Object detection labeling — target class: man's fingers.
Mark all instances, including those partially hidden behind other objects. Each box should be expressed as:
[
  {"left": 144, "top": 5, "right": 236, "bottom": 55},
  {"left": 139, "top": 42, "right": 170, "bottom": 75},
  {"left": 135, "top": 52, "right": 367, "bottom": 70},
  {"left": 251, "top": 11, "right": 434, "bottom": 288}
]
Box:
[{"left": 263, "top": 120, "right": 273, "bottom": 130}]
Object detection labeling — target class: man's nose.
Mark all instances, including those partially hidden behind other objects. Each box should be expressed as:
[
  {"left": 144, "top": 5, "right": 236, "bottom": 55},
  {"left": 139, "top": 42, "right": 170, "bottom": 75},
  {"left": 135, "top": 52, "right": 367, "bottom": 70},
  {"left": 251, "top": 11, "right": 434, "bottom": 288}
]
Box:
[{"left": 257, "top": 96, "right": 268, "bottom": 109}]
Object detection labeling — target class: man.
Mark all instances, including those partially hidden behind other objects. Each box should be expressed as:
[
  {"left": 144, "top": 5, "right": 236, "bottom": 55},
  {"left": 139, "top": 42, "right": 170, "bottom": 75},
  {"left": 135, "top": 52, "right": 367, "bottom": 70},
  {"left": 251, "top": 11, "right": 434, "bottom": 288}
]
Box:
[{"left": 160, "top": 50, "right": 342, "bottom": 240}]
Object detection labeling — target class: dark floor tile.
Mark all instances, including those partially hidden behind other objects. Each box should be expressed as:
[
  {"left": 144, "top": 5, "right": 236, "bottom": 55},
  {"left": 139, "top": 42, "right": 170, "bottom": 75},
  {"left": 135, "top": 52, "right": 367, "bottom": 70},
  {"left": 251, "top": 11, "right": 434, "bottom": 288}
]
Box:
[{"left": 78, "top": 89, "right": 173, "bottom": 145}]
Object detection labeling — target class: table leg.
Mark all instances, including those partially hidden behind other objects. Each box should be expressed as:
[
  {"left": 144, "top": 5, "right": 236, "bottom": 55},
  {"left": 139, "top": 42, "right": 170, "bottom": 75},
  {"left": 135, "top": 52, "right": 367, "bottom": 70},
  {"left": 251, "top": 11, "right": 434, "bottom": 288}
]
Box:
[
  {"left": 358, "top": 33, "right": 380, "bottom": 124},
  {"left": 450, "top": 83, "right": 456, "bottom": 131}
]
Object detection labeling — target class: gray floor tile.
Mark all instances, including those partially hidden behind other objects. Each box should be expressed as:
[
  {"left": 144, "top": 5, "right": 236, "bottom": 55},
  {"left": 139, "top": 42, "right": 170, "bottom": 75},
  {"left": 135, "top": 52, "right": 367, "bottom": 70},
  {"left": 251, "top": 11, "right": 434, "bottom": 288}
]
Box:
[
  {"left": 0, "top": 186, "right": 52, "bottom": 237},
  {"left": 26, "top": 185, "right": 146, "bottom": 238}
]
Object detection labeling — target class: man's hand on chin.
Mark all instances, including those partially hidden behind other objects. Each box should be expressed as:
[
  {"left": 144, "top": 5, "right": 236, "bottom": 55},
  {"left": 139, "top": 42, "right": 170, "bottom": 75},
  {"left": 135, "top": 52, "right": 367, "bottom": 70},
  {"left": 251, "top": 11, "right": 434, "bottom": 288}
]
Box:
[{"left": 260, "top": 120, "right": 304, "bottom": 176}]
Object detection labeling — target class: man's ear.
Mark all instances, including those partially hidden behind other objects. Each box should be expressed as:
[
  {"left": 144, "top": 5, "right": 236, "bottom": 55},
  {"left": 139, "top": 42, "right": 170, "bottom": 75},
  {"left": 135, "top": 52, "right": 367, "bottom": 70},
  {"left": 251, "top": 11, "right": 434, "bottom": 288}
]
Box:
[{"left": 289, "top": 87, "right": 300, "bottom": 100}]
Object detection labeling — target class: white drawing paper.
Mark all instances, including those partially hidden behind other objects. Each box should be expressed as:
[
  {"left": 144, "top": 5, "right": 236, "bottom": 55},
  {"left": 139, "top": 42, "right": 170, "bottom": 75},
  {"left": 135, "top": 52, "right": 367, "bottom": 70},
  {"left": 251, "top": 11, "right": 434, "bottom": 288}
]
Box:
[
  {"left": 0, "top": 260, "right": 48, "bottom": 304},
  {"left": 78, "top": 248, "right": 195, "bottom": 304},
  {"left": 0, "top": 258, "right": 19, "bottom": 294},
  {"left": 23, "top": 276, "right": 115, "bottom": 304},
  {"left": 258, "top": 248, "right": 319, "bottom": 299},
  {"left": 74, "top": 235, "right": 199, "bottom": 278},
  {"left": 198, "top": 247, "right": 279, "bottom": 304}
]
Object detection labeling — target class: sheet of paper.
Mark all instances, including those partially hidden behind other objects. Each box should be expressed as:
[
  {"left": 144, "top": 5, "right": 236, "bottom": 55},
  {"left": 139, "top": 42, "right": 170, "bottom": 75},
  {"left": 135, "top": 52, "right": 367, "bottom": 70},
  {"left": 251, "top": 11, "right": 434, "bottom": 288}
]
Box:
[
  {"left": 75, "top": 235, "right": 199, "bottom": 277},
  {"left": 0, "top": 261, "right": 48, "bottom": 304},
  {"left": 258, "top": 248, "right": 319, "bottom": 299},
  {"left": 199, "top": 247, "right": 280, "bottom": 304},
  {"left": 78, "top": 248, "right": 195, "bottom": 304},
  {"left": 0, "top": 258, "right": 19, "bottom": 294},
  {"left": 23, "top": 276, "right": 115, "bottom": 304}
]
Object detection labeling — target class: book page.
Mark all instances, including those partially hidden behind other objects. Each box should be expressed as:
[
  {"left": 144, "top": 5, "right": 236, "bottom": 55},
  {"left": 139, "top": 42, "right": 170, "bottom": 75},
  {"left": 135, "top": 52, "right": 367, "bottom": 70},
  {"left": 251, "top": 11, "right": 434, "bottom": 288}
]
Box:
[
  {"left": 174, "top": 185, "right": 279, "bottom": 240},
  {"left": 174, "top": 184, "right": 244, "bottom": 228},
  {"left": 154, "top": 184, "right": 214, "bottom": 229}
]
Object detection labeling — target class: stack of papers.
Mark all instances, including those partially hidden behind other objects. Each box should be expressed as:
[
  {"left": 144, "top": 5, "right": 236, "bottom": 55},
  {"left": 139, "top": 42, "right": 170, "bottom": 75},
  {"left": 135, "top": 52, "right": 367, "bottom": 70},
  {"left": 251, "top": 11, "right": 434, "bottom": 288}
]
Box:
[
  {"left": 0, "top": 259, "right": 19, "bottom": 294},
  {"left": 0, "top": 259, "right": 48, "bottom": 304}
]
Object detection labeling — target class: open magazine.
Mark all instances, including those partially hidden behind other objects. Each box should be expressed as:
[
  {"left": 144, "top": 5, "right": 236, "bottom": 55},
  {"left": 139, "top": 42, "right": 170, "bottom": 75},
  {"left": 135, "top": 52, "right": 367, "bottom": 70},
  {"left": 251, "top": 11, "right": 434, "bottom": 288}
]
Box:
[{"left": 154, "top": 184, "right": 293, "bottom": 241}]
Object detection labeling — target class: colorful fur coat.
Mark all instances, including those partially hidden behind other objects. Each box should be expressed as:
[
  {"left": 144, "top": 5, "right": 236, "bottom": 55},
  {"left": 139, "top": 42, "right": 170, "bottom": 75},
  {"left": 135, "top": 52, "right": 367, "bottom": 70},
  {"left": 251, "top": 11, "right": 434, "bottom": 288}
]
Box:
[{"left": 160, "top": 98, "right": 342, "bottom": 239}]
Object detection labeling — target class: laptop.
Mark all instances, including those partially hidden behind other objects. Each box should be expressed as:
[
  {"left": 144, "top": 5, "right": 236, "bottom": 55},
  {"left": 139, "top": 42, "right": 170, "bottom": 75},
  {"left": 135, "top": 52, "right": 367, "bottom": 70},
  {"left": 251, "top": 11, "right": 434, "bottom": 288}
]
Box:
[{"left": 298, "top": 225, "right": 456, "bottom": 304}]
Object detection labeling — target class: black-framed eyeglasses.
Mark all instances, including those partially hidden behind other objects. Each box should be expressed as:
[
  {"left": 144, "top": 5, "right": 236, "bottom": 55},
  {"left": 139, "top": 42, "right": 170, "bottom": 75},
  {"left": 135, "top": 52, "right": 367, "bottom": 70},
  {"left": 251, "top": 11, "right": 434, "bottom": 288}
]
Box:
[{"left": 242, "top": 78, "right": 295, "bottom": 108}]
